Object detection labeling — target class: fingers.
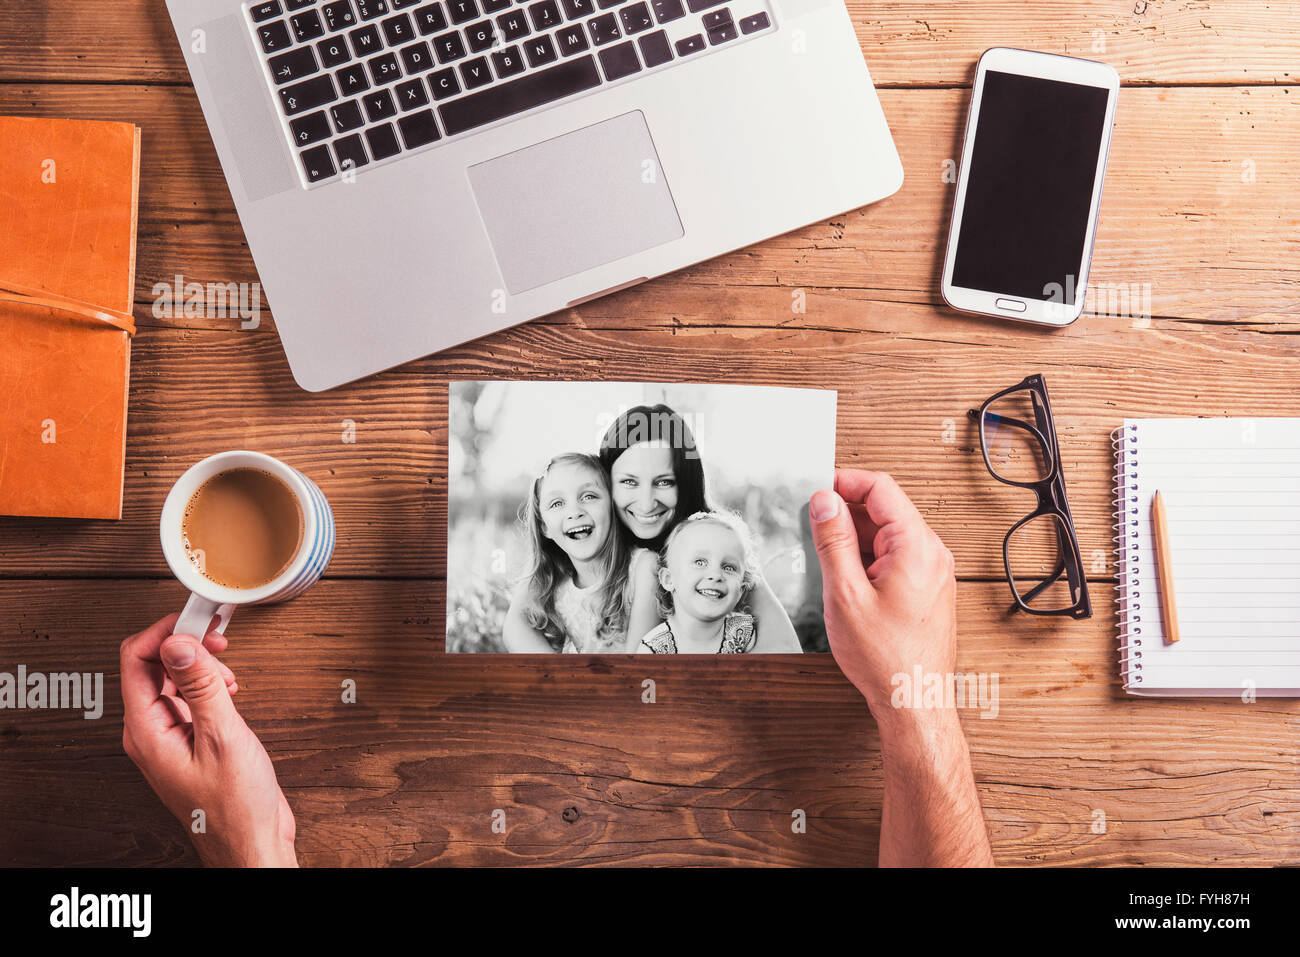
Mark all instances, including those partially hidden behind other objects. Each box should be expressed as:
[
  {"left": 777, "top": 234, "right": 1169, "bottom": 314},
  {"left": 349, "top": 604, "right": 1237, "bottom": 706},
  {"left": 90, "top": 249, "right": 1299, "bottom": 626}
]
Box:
[
  {"left": 845, "top": 502, "right": 883, "bottom": 560},
  {"left": 159, "top": 634, "right": 241, "bottom": 743},
  {"left": 120, "top": 614, "right": 182, "bottom": 735},
  {"left": 809, "top": 489, "right": 873, "bottom": 597},
  {"left": 835, "top": 470, "right": 925, "bottom": 528},
  {"left": 835, "top": 469, "right": 930, "bottom": 559},
  {"left": 206, "top": 647, "right": 240, "bottom": 695},
  {"left": 202, "top": 631, "right": 229, "bottom": 656},
  {"left": 158, "top": 693, "right": 192, "bottom": 727}
]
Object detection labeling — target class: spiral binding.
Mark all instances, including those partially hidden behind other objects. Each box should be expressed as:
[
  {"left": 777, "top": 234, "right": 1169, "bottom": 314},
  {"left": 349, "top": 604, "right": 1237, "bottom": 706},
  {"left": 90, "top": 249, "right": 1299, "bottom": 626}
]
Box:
[{"left": 1111, "top": 424, "right": 1142, "bottom": 687}]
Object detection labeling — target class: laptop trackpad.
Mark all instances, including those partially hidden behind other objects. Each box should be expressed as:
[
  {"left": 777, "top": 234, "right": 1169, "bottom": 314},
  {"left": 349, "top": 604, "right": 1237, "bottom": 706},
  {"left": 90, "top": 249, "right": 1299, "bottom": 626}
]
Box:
[{"left": 468, "top": 111, "right": 684, "bottom": 295}]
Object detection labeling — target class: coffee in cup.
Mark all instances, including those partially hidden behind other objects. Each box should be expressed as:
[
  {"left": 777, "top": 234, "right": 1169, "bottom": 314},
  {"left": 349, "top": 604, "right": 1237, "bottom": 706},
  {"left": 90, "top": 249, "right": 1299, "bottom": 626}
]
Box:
[{"left": 181, "top": 467, "right": 304, "bottom": 590}]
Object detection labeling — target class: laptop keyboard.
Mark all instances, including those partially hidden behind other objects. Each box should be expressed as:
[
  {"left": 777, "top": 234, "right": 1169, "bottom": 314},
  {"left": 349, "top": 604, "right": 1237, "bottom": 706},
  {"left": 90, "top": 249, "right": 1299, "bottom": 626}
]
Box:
[{"left": 245, "top": 0, "right": 776, "bottom": 187}]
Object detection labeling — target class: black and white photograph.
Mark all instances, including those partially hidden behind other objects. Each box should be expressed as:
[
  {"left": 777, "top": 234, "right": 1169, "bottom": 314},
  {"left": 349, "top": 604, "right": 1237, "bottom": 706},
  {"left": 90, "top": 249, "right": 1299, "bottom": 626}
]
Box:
[{"left": 447, "top": 381, "right": 837, "bottom": 654}]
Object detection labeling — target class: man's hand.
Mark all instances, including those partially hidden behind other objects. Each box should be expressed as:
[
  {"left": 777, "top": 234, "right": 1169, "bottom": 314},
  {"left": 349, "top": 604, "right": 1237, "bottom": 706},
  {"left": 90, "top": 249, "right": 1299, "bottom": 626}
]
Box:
[
  {"left": 120, "top": 614, "right": 297, "bottom": 868},
  {"left": 810, "top": 469, "right": 957, "bottom": 728},
  {"left": 810, "top": 469, "right": 992, "bottom": 867}
]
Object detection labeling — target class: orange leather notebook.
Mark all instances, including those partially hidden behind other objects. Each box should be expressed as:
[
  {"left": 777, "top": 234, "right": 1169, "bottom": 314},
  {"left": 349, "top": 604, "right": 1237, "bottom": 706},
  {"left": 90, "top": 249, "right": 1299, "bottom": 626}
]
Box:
[{"left": 0, "top": 116, "right": 141, "bottom": 519}]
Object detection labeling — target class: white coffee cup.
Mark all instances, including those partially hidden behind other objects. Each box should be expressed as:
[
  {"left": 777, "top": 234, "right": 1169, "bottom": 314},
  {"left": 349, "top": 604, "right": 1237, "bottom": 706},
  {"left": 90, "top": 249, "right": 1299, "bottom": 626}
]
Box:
[{"left": 160, "top": 451, "right": 335, "bottom": 640}]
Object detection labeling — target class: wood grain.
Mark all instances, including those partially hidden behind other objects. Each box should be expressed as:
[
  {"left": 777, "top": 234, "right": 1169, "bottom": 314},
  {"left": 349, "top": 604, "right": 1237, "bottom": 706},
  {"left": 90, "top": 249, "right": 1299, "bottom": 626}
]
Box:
[
  {"left": 0, "top": 303, "right": 1296, "bottom": 580},
  {"left": 2, "top": 1, "right": 1298, "bottom": 86},
  {"left": 1, "top": 0, "right": 1297, "bottom": 868},
  {"left": 2, "top": 579, "right": 1296, "bottom": 867}
]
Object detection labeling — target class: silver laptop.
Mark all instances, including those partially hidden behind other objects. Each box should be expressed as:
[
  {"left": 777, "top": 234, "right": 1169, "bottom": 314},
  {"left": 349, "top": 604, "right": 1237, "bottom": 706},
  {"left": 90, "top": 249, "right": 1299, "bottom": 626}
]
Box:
[{"left": 166, "top": 0, "right": 903, "bottom": 391}]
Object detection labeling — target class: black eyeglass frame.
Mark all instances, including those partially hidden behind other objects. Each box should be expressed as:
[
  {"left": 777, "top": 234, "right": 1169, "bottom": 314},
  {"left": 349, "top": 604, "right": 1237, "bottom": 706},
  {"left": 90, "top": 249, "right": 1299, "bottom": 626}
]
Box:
[{"left": 968, "top": 374, "right": 1092, "bottom": 620}]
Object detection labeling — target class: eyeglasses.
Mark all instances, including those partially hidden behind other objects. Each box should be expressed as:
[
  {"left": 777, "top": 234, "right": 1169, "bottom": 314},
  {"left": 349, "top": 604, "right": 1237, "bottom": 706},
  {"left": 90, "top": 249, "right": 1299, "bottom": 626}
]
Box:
[{"left": 968, "top": 374, "right": 1092, "bottom": 619}]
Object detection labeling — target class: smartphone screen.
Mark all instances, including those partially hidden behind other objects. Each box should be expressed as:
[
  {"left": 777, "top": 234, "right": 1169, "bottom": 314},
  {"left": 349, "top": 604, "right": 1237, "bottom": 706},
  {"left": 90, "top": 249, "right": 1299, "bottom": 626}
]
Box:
[{"left": 951, "top": 71, "right": 1112, "bottom": 304}]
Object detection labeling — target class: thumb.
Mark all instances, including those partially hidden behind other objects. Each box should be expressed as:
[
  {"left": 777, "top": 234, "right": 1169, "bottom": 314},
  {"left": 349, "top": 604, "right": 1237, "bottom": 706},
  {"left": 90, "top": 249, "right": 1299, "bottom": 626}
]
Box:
[
  {"left": 810, "top": 490, "right": 872, "bottom": 595},
  {"left": 160, "top": 634, "right": 239, "bottom": 736}
]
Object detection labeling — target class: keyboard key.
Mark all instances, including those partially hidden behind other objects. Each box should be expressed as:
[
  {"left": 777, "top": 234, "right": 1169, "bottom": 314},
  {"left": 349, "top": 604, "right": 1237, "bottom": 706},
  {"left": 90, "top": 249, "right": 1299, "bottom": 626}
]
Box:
[
  {"left": 291, "top": 10, "right": 326, "bottom": 42},
  {"left": 650, "top": 0, "right": 684, "bottom": 22},
  {"left": 556, "top": 24, "right": 589, "bottom": 55},
  {"left": 323, "top": 1, "right": 358, "bottom": 30},
  {"left": 460, "top": 56, "right": 493, "bottom": 88},
  {"left": 597, "top": 39, "right": 640, "bottom": 80},
  {"left": 466, "top": 20, "right": 497, "bottom": 51},
  {"left": 596, "top": 0, "right": 621, "bottom": 8},
  {"left": 331, "top": 99, "right": 366, "bottom": 131},
  {"left": 336, "top": 63, "right": 371, "bottom": 93},
  {"left": 447, "top": 0, "right": 479, "bottom": 23},
  {"left": 491, "top": 45, "right": 526, "bottom": 77},
  {"left": 279, "top": 74, "right": 338, "bottom": 115},
  {"left": 300, "top": 144, "right": 336, "bottom": 182},
  {"left": 432, "top": 31, "right": 467, "bottom": 61},
  {"left": 706, "top": 20, "right": 736, "bottom": 43},
  {"left": 250, "top": 2, "right": 283, "bottom": 23},
  {"left": 400, "top": 40, "right": 435, "bottom": 71},
  {"left": 561, "top": 0, "right": 594, "bottom": 17},
  {"left": 497, "top": 11, "right": 530, "bottom": 40},
  {"left": 287, "top": 0, "right": 317, "bottom": 9},
  {"left": 738, "top": 11, "right": 769, "bottom": 33},
  {"left": 268, "top": 46, "right": 319, "bottom": 85},
  {"left": 363, "top": 87, "right": 398, "bottom": 120},
  {"left": 413, "top": 3, "right": 449, "bottom": 33},
  {"left": 528, "top": 0, "right": 561, "bottom": 30},
  {"left": 620, "top": 2, "right": 653, "bottom": 34},
  {"left": 482, "top": 0, "right": 513, "bottom": 10},
  {"left": 439, "top": 54, "right": 601, "bottom": 136},
  {"left": 428, "top": 67, "right": 461, "bottom": 98},
  {"left": 257, "top": 20, "right": 292, "bottom": 53},
  {"left": 674, "top": 32, "right": 703, "bottom": 55},
  {"left": 701, "top": 8, "right": 731, "bottom": 29},
  {"left": 368, "top": 52, "right": 403, "bottom": 83},
  {"left": 588, "top": 12, "right": 620, "bottom": 44},
  {"left": 318, "top": 37, "right": 352, "bottom": 66},
  {"left": 686, "top": 0, "right": 724, "bottom": 9},
  {"left": 349, "top": 24, "right": 383, "bottom": 54},
  {"left": 290, "top": 110, "right": 332, "bottom": 146},
  {"left": 356, "top": 0, "right": 390, "bottom": 19},
  {"left": 524, "top": 33, "right": 557, "bottom": 66},
  {"left": 396, "top": 77, "right": 431, "bottom": 108},
  {"left": 382, "top": 13, "right": 415, "bottom": 43},
  {"left": 637, "top": 29, "right": 671, "bottom": 67},
  {"left": 398, "top": 109, "right": 442, "bottom": 147},
  {"left": 366, "top": 123, "right": 403, "bottom": 159},
  {"left": 393, "top": 0, "right": 423, "bottom": 7}
]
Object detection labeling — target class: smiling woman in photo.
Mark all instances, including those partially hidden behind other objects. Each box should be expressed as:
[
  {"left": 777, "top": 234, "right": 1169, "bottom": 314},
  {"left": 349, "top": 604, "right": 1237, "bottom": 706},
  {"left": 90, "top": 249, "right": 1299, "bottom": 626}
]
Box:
[{"left": 599, "top": 405, "right": 802, "bottom": 652}]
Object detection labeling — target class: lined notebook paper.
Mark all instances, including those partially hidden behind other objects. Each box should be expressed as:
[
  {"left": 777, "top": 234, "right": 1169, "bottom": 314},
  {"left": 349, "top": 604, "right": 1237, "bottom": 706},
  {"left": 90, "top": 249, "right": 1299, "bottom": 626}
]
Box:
[{"left": 1113, "top": 418, "right": 1300, "bottom": 696}]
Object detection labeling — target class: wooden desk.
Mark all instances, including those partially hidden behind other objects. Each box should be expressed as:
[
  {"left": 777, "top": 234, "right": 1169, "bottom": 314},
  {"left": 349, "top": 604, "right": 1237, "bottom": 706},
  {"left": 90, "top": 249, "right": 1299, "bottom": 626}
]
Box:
[{"left": 1, "top": 1, "right": 1297, "bottom": 866}]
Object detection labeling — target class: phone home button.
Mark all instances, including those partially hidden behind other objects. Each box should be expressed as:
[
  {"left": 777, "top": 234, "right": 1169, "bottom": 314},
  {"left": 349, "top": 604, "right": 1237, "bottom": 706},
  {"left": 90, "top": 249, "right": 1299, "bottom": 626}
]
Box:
[{"left": 995, "top": 298, "right": 1028, "bottom": 313}]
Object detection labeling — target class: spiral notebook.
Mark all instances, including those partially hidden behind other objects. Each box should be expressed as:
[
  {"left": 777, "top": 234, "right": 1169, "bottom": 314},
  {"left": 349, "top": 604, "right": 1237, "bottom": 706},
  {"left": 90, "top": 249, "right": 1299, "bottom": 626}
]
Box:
[{"left": 1113, "top": 418, "right": 1300, "bottom": 697}]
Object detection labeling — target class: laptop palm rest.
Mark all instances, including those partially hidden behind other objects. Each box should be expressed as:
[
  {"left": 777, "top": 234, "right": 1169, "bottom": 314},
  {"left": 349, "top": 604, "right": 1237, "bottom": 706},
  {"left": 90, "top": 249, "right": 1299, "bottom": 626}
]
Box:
[{"left": 468, "top": 111, "right": 684, "bottom": 296}]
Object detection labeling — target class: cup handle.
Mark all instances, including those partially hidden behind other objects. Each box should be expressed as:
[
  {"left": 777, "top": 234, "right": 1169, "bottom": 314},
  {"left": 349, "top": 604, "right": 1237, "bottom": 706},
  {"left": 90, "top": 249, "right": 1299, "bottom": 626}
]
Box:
[{"left": 176, "top": 592, "right": 235, "bottom": 641}]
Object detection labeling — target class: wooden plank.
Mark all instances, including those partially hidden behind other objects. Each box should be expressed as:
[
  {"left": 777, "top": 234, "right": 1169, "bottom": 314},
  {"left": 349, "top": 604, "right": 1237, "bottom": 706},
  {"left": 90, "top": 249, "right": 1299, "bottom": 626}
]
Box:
[
  {"left": 1, "top": 1, "right": 1298, "bottom": 86},
  {"left": 855, "top": 0, "right": 1300, "bottom": 87},
  {"left": 0, "top": 579, "right": 1295, "bottom": 866},
  {"left": 0, "top": 84, "right": 1294, "bottom": 323},
  {"left": 0, "top": 301, "right": 1295, "bottom": 578}
]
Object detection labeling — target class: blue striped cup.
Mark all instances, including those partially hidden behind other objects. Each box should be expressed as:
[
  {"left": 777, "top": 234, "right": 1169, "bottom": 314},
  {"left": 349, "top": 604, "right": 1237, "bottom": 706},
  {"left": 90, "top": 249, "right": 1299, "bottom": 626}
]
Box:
[{"left": 161, "top": 451, "right": 334, "bottom": 640}]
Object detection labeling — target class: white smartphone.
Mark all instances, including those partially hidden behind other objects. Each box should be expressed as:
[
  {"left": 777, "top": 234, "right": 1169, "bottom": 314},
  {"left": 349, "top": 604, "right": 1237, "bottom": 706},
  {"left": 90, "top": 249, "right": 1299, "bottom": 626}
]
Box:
[{"left": 941, "top": 48, "right": 1120, "bottom": 326}]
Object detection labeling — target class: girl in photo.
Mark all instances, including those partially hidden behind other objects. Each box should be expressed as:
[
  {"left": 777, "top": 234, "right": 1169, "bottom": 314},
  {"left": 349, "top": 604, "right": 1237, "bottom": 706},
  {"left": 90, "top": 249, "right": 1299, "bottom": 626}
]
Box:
[
  {"left": 638, "top": 510, "right": 774, "bottom": 654},
  {"left": 599, "top": 405, "right": 803, "bottom": 651},
  {"left": 502, "top": 453, "right": 633, "bottom": 653}
]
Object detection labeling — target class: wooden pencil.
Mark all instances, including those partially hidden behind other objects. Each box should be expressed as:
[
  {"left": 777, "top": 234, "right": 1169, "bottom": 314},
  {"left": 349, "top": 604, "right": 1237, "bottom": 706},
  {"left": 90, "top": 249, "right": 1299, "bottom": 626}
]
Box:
[{"left": 1151, "top": 490, "right": 1180, "bottom": 645}]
